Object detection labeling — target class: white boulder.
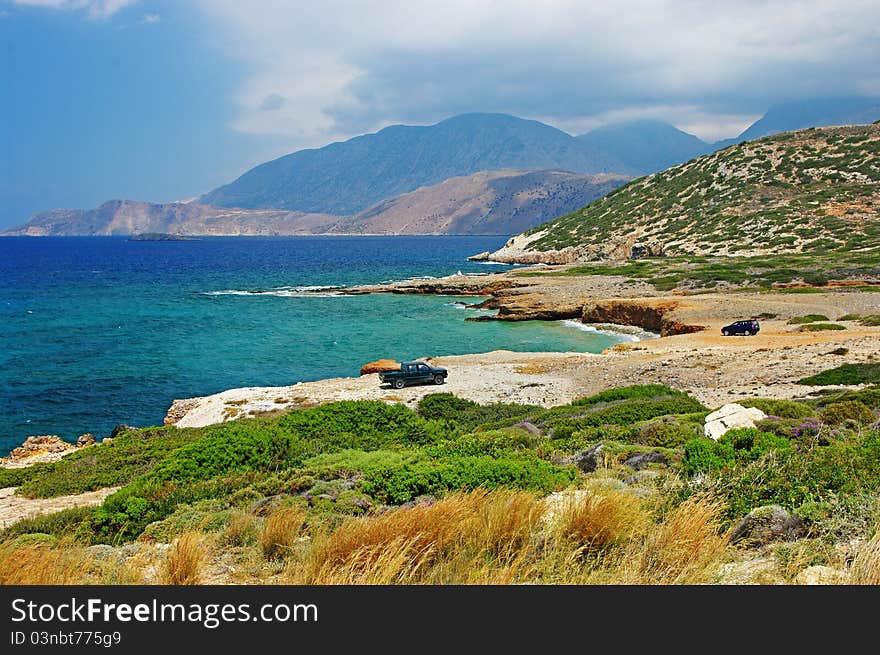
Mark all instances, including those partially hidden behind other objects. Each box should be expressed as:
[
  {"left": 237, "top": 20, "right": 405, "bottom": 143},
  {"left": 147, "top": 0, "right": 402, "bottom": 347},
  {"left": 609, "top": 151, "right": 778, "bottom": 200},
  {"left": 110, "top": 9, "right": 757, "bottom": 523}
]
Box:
[{"left": 704, "top": 403, "right": 767, "bottom": 440}]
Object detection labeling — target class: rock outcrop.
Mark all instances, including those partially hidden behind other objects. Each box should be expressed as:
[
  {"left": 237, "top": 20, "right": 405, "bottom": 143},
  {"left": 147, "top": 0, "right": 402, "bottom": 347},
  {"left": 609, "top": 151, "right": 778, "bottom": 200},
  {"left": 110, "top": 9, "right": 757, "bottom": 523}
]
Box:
[
  {"left": 581, "top": 300, "right": 705, "bottom": 336},
  {"left": 729, "top": 505, "right": 806, "bottom": 546},
  {"left": 704, "top": 403, "right": 768, "bottom": 440},
  {"left": 1, "top": 435, "right": 78, "bottom": 468}
]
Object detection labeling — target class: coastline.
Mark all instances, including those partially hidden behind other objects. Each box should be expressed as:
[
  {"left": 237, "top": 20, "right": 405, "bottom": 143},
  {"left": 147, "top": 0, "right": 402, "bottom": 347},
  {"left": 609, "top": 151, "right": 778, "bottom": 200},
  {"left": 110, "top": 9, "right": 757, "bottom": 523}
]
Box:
[{"left": 162, "top": 266, "right": 880, "bottom": 430}]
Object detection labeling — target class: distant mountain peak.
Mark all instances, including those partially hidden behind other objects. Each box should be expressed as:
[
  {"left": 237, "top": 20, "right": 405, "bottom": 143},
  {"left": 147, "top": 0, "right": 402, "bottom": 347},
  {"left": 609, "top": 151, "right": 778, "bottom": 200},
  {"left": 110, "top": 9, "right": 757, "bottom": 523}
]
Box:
[{"left": 200, "top": 113, "right": 629, "bottom": 214}]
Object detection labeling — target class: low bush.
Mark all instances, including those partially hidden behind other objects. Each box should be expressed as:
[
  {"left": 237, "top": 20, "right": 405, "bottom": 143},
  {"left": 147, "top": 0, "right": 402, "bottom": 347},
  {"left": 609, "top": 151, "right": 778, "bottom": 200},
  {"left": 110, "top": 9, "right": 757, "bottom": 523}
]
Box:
[
  {"left": 739, "top": 398, "right": 816, "bottom": 419},
  {"left": 820, "top": 401, "right": 876, "bottom": 427},
  {"left": 417, "top": 394, "right": 539, "bottom": 431},
  {"left": 799, "top": 363, "right": 880, "bottom": 386},
  {"left": 787, "top": 314, "right": 830, "bottom": 324},
  {"left": 11, "top": 427, "right": 205, "bottom": 498},
  {"left": 798, "top": 323, "right": 846, "bottom": 332},
  {"left": 710, "top": 432, "right": 880, "bottom": 519},
  {"left": 0, "top": 506, "right": 96, "bottom": 542},
  {"left": 360, "top": 455, "right": 576, "bottom": 504},
  {"left": 572, "top": 384, "right": 688, "bottom": 407},
  {"left": 681, "top": 428, "right": 791, "bottom": 475}
]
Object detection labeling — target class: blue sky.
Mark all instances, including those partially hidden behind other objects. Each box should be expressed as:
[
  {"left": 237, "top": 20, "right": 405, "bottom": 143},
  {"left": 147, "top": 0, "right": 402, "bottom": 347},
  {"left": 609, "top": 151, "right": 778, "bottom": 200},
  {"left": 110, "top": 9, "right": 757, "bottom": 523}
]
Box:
[{"left": 2, "top": 0, "right": 878, "bottom": 228}]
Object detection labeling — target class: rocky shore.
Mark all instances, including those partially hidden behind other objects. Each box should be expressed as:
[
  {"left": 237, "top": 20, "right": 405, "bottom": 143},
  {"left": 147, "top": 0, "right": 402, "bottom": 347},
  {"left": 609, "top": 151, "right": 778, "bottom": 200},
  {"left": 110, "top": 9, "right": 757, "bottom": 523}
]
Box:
[{"left": 162, "top": 266, "right": 880, "bottom": 429}]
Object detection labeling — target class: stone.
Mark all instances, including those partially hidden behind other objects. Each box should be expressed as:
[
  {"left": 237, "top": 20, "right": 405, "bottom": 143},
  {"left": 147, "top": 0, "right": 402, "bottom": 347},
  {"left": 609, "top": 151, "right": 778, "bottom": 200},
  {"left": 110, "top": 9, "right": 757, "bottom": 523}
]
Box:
[
  {"left": 795, "top": 565, "right": 847, "bottom": 585},
  {"left": 512, "top": 421, "right": 543, "bottom": 437},
  {"left": 729, "top": 505, "right": 806, "bottom": 546},
  {"left": 76, "top": 433, "right": 96, "bottom": 447},
  {"left": 1, "top": 435, "right": 77, "bottom": 468},
  {"left": 704, "top": 403, "right": 768, "bottom": 440},
  {"left": 571, "top": 443, "right": 605, "bottom": 473},
  {"left": 248, "top": 494, "right": 284, "bottom": 516},
  {"left": 108, "top": 424, "right": 137, "bottom": 439},
  {"left": 623, "top": 451, "right": 668, "bottom": 470},
  {"left": 359, "top": 359, "right": 401, "bottom": 376}
]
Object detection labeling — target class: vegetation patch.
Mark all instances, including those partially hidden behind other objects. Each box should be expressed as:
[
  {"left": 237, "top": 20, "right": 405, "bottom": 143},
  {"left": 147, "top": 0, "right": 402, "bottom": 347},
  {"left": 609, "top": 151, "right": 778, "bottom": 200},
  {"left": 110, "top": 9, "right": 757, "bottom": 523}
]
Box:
[
  {"left": 799, "top": 363, "right": 880, "bottom": 385},
  {"left": 798, "top": 323, "right": 846, "bottom": 332}
]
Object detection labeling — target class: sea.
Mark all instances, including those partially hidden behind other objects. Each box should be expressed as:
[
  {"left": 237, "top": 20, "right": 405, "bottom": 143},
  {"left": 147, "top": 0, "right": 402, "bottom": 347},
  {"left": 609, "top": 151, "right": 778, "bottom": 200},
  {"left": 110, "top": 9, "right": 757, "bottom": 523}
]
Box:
[{"left": 0, "top": 236, "right": 631, "bottom": 455}]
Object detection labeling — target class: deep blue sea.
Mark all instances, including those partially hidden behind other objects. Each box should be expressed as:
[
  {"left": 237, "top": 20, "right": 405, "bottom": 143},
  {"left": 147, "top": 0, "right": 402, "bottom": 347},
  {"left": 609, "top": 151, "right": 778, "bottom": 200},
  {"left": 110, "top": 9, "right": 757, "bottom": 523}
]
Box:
[{"left": 0, "top": 236, "right": 623, "bottom": 454}]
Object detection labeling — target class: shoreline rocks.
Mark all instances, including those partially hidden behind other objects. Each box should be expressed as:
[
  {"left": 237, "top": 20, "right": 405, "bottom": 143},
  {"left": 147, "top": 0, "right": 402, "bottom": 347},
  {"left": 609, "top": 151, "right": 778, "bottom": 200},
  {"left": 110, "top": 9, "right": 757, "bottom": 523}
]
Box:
[{"left": 1, "top": 435, "right": 78, "bottom": 469}]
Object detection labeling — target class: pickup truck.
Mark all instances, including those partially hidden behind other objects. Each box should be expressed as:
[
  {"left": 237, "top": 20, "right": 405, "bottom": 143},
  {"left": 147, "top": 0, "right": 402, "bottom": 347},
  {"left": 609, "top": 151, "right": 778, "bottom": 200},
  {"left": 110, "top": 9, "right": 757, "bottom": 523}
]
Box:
[{"left": 379, "top": 361, "right": 448, "bottom": 389}]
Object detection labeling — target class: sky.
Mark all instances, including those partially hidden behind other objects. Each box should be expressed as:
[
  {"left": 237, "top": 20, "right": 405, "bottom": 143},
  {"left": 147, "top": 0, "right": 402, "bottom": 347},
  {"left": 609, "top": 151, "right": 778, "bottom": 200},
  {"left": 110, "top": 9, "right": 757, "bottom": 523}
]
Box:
[{"left": 2, "top": 0, "right": 879, "bottom": 228}]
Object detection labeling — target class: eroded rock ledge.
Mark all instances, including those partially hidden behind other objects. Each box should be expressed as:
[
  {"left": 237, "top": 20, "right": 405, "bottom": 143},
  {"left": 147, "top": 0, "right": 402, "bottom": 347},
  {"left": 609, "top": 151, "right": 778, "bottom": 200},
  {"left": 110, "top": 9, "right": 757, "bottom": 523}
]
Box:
[{"left": 581, "top": 300, "right": 706, "bottom": 337}]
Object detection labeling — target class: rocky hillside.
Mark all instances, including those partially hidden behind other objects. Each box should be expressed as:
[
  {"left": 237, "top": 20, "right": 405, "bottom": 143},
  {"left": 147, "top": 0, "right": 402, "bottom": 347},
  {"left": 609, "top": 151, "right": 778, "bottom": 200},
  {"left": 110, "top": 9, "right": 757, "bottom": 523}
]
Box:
[
  {"left": 488, "top": 124, "right": 880, "bottom": 263},
  {"left": 4, "top": 170, "right": 628, "bottom": 236},
  {"left": 321, "top": 170, "right": 627, "bottom": 235},
  {"left": 200, "top": 113, "right": 629, "bottom": 214}
]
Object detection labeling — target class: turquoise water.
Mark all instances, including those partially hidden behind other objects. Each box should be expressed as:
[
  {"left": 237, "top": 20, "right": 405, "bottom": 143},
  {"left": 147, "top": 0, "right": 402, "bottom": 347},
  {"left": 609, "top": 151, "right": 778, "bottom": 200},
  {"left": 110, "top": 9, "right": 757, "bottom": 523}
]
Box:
[{"left": 0, "top": 236, "right": 622, "bottom": 453}]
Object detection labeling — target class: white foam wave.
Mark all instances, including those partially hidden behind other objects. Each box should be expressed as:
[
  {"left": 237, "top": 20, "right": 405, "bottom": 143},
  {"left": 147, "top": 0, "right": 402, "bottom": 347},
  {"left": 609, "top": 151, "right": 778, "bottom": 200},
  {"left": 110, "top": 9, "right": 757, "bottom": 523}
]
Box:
[
  {"left": 560, "top": 320, "right": 659, "bottom": 342},
  {"left": 199, "top": 285, "right": 343, "bottom": 298}
]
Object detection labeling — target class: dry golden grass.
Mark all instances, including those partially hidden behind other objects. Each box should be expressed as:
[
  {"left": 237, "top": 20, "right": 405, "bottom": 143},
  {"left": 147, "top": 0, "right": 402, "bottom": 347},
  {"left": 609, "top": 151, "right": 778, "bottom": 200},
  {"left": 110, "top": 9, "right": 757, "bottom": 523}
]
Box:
[
  {"left": 222, "top": 512, "right": 258, "bottom": 548},
  {"left": 630, "top": 494, "right": 728, "bottom": 584},
  {"left": 849, "top": 532, "right": 880, "bottom": 585},
  {"left": 0, "top": 540, "right": 142, "bottom": 585},
  {"left": 260, "top": 506, "right": 307, "bottom": 560},
  {"left": 546, "top": 482, "right": 650, "bottom": 553},
  {"left": 286, "top": 490, "right": 540, "bottom": 584},
  {"left": 161, "top": 532, "right": 210, "bottom": 585}
]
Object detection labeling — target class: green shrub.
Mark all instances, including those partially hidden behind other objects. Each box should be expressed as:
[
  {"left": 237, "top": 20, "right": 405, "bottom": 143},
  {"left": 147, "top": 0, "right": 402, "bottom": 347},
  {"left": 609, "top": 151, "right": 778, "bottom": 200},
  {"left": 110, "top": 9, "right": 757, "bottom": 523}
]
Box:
[
  {"left": 13, "top": 426, "right": 205, "bottom": 498},
  {"left": 787, "top": 314, "right": 830, "bottom": 324},
  {"left": 360, "top": 455, "right": 576, "bottom": 504},
  {"left": 800, "top": 363, "right": 880, "bottom": 385},
  {"left": 681, "top": 428, "right": 791, "bottom": 475},
  {"left": 0, "top": 506, "right": 96, "bottom": 542},
  {"left": 713, "top": 432, "right": 880, "bottom": 519},
  {"left": 572, "top": 384, "right": 688, "bottom": 407},
  {"left": 814, "top": 386, "right": 880, "bottom": 410},
  {"left": 426, "top": 430, "right": 541, "bottom": 458},
  {"left": 416, "top": 394, "right": 540, "bottom": 431},
  {"left": 631, "top": 417, "right": 702, "bottom": 447},
  {"left": 820, "top": 401, "right": 876, "bottom": 426},
  {"left": 279, "top": 400, "right": 448, "bottom": 448},
  {"left": 798, "top": 323, "right": 846, "bottom": 332},
  {"left": 571, "top": 397, "right": 706, "bottom": 427},
  {"left": 739, "top": 398, "right": 816, "bottom": 419}
]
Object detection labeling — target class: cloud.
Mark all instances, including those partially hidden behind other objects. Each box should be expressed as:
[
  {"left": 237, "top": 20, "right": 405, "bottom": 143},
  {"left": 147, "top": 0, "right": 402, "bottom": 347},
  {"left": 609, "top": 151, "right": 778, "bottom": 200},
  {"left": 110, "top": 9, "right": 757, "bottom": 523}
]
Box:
[
  {"left": 140, "top": 12, "right": 158, "bottom": 23},
  {"left": 258, "top": 93, "right": 286, "bottom": 111},
  {"left": 193, "top": 1, "right": 880, "bottom": 146},
  {"left": 12, "top": 0, "right": 137, "bottom": 19}
]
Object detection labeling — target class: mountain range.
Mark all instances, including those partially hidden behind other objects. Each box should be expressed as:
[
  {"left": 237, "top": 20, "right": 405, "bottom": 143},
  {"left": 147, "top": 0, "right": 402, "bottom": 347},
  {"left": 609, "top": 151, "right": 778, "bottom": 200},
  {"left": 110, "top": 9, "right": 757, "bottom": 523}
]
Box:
[
  {"left": 5, "top": 170, "right": 627, "bottom": 237},
  {"left": 5, "top": 96, "right": 879, "bottom": 237}
]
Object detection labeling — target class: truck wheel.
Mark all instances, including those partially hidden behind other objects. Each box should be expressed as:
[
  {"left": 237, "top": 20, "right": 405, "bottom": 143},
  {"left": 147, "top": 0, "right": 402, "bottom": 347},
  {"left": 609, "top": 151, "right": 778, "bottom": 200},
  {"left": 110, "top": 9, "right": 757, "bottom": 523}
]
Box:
[
  {"left": 722, "top": 330, "right": 730, "bottom": 336},
  {"left": 393, "top": 379, "right": 405, "bottom": 389},
  {"left": 434, "top": 374, "right": 445, "bottom": 385}
]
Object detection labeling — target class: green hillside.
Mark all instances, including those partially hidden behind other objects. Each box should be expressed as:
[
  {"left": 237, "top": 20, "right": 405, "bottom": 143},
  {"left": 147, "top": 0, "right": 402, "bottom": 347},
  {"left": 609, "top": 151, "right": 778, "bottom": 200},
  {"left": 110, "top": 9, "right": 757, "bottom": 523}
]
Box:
[{"left": 521, "top": 124, "right": 879, "bottom": 257}]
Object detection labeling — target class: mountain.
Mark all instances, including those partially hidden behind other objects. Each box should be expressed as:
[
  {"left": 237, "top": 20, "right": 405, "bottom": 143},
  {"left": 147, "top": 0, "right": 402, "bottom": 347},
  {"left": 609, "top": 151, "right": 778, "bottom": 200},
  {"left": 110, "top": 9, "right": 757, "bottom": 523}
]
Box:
[
  {"left": 577, "top": 120, "right": 714, "bottom": 174},
  {"left": 0, "top": 200, "right": 336, "bottom": 237},
  {"left": 321, "top": 170, "right": 628, "bottom": 235},
  {"left": 487, "top": 124, "right": 880, "bottom": 263},
  {"left": 3, "top": 170, "right": 629, "bottom": 236},
  {"left": 736, "top": 97, "right": 880, "bottom": 142},
  {"left": 200, "top": 113, "right": 630, "bottom": 214}
]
